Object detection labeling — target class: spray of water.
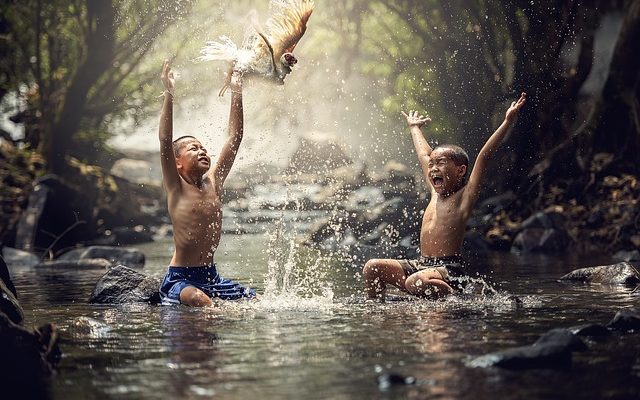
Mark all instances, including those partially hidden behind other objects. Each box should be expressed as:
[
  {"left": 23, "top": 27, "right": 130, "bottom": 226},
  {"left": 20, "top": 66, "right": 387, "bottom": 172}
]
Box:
[{"left": 258, "top": 194, "right": 335, "bottom": 312}]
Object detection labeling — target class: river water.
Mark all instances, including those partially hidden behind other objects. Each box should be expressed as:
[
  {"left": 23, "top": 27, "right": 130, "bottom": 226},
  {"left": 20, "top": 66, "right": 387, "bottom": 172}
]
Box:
[{"left": 10, "top": 230, "right": 640, "bottom": 399}]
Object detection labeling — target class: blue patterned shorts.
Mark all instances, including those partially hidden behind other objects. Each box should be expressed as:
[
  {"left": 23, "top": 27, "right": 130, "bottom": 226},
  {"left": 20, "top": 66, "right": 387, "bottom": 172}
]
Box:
[{"left": 159, "top": 264, "right": 256, "bottom": 305}]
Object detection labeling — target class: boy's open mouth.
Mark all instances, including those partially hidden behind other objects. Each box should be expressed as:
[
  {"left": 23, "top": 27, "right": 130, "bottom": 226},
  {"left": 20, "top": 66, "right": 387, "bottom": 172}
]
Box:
[{"left": 431, "top": 175, "right": 444, "bottom": 187}]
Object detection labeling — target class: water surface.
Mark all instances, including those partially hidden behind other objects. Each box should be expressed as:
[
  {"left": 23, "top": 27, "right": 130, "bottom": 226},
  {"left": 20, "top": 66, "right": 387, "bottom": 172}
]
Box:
[{"left": 11, "top": 233, "right": 640, "bottom": 399}]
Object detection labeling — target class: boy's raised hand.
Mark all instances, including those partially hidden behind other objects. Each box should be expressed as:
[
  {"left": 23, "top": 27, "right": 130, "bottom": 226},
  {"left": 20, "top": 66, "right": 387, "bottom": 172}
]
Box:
[
  {"left": 229, "top": 70, "right": 243, "bottom": 94},
  {"left": 161, "top": 59, "right": 175, "bottom": 96},
  {"left": 401, "top": 110, "right": 431, "bottom": 128},
  {"left": 505, "top": 92, "right": 526, "bottom": 122}
]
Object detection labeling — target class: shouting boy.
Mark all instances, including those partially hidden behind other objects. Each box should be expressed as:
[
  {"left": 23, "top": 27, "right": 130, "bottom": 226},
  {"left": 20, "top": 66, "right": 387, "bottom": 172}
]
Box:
[
  {"left": 157, "top": 60, "right": 255, "bottom": 306},
  {"left": 363, "top": 93, "right": 527, "bottom": 300}
]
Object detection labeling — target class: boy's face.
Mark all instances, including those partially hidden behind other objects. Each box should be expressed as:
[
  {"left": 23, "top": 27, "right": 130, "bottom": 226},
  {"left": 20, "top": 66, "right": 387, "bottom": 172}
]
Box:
[
  {"left": 175, "top": 138, "right": 211, "bottom": 175},
  {"left": 427, "top": 148, "right": 467, "bottom": 196}
]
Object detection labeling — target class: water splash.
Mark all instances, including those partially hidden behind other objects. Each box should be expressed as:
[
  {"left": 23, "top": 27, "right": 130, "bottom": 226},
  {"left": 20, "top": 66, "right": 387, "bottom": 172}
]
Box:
[{"left": 259, "top": 203, "right": 334, "bottom": 312}]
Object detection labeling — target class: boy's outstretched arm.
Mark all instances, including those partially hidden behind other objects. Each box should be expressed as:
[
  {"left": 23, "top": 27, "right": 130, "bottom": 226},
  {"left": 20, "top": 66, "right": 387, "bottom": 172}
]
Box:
[
  {"left": 158, "top": 60, "right": 181, "bottom": 195},
  {"left": 401, "top": 110, "right": 434, "bottom": 192},
  {"left": 464, "top": 92, "right": 527, "bottom": 206},
  {"left": 212, "top": 71, "right": 243, "bottom": 193}
]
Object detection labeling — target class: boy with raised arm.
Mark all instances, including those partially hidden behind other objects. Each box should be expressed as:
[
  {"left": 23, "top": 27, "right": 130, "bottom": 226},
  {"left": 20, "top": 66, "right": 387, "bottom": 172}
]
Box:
[
  {"left": 157, "top": 60, "right": 255, "bottom": 307},
  {"left": 363, "top": 93, "right": 527, "bottom": 300}
]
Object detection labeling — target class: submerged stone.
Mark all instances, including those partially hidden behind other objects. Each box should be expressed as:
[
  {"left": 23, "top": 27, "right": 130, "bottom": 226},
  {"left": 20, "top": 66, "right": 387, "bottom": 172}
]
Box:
[{"left": 67, "top": 316, "right": 112, "bottom": 339}]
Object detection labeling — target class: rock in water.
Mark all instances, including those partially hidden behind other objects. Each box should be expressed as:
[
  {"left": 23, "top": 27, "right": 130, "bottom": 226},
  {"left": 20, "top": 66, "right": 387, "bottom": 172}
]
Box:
[
  {"left": 560, "top": 262, "right": 640, "bottom": 286},
  {"left": 57, "top": 245, "right": 145, "bottom": 268},
  {"left": 569, "top": 324, "right": 612, "bottom": 340},
  {"left": 36, "top": 258, "right": 113, "bottom": 269},
  {"left": 468, "top": 328, "right": 586, "bottom": 370},
  {"left": 89, "top": 265, "right": 161, "bottom": 304},
  {"left": 606, "top": 309, "right": 640, "bottom": 332},
  {"left": 1, "top": 247, "right": 40, "bottom": 268}
]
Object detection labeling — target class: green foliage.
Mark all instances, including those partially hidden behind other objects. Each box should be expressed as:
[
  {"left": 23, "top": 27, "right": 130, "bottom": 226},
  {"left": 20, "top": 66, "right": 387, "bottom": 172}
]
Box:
[
  {"left": 2, "top": 0, "right": 632, "bottom": 179},
  {"left": 1, "top": 0, "right": 198, "bottom": 170},
  {"left": 0, "top": 142, "right": 45, "bottom": 240}
]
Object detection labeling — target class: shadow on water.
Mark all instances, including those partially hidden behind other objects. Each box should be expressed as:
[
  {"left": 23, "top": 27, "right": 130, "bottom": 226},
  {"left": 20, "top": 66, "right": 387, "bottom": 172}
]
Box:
[{"left": 8, "top": 230, "right": 640, "bottom": 399}]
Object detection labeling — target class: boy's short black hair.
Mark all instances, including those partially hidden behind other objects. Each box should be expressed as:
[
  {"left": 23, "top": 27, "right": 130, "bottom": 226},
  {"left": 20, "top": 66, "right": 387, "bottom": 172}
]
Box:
[
  {"left": 433, "top": 144, "right": 469, "bottom": 168},
  {"left": 172, "top": 135, "right": 198, "bottom": 158}
]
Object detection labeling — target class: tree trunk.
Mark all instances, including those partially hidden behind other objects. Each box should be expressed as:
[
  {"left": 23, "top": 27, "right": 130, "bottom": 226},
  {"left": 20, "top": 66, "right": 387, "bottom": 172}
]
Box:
[
  {"left": 589, "top": 0, "right": 640, "bottom": 170},
  {"left": 40, "top": 0, "right": 115, "bottom": 174},
  {"left": 517, "top": 1, "right": 640, "bottom": 206}
]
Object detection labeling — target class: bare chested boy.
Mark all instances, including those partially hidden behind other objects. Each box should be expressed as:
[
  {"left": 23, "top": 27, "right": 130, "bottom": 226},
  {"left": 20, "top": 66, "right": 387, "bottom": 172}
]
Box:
[
  {"left": 157, "top": 60, "right": 255, "bottom": 307},
  {"left": 363, "top": 93, "right": 527, "bottom": 300}
]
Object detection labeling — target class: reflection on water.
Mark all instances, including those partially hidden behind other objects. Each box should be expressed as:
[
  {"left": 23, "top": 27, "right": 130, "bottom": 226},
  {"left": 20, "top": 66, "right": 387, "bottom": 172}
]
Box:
[{"left": 9, "top": 233, "right": 640, "bottom": 399}]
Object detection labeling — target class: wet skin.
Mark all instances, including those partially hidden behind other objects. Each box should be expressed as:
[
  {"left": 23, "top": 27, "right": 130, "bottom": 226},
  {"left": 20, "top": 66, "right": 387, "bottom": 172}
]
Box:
[
  {"left": 420, "top": 148, "right": 469, "bottom": 257},
  {"left": 158, "top": 60, "right": 244, "bottom": 306},
  {"left": 169, "top": 138, "right": 222, "bottom": 266},
  {"left": 364, "top": 94, "right": 527, "bottom": 299}
]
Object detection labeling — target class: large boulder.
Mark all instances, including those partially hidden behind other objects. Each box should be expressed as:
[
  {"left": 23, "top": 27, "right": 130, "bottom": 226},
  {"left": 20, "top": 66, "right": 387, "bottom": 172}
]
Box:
[
  {"left": 57, "top": 245, "right": 145, "bottom": 268},
  {"left": 559, "top": 262, "right": 640, "bottom": 286},
  {"left": 89, "top": 265, "right": 161, "bottom": 304}
]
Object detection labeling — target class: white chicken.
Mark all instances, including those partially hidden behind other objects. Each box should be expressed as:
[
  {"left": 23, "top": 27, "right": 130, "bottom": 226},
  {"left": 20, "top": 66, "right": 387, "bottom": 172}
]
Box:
[{"left": 199, "top": 0, "right": 315, "bottom": 96}]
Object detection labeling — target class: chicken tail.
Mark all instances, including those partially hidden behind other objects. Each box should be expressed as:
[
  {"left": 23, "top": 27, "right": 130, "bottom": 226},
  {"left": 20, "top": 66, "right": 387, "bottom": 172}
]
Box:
[{"left": 199, "top": 36, "right": 238, "bottom": 62}]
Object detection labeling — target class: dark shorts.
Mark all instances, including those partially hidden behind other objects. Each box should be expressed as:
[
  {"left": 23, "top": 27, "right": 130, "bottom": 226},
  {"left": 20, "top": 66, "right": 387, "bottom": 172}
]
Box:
[
  {"left": 399, "top": 255, "right": 467, "bottom": 290},
  {"left": 159, "top": 264, "right": 256, "bottom": 305}
]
